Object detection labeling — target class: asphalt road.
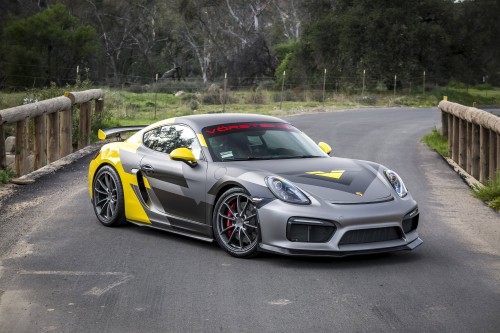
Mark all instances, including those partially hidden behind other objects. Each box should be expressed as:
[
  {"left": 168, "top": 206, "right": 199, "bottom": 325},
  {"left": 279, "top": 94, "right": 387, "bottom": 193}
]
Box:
[{"left": 1, "top": 107, "right": 499, "bottom": 332}]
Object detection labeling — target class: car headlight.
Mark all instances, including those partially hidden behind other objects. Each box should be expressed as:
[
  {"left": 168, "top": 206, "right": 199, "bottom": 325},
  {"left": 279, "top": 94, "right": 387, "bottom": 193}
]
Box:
[
  {"left": 265, "top": 176, "right": 311, "bottom": 205},
  {"left": 384, "top": 169, "right": 407, "bottom": 197}
]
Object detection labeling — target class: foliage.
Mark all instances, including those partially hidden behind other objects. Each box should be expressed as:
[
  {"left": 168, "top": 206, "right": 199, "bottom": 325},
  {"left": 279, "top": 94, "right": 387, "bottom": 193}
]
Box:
[
  {"left": 1, "top": 1, "right": 499, "bottom": 89},
  {"left": 0, "top": 166, "right": 16, "bottom": 184},
  {"left": 473, "top": 172, "right": 500, "bottom": 211},
  {"left": 421, "top": 128, "right": 449, "bottom": 157},
  {"left": 1, "top": 4, "right": 97, "bottom": 89},
  {"left": 277, "top": 0, "right": 453, "bottom": 87},
  {"left": 435, "top": 87, "right": 499, "bottom": 107}
]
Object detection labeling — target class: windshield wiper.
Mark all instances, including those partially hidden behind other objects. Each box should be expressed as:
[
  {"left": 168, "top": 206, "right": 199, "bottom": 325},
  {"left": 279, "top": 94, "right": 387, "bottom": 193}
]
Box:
[
  {"left": 221, "top": 156, "right": 272, "bottom": 161},
  {"left": 277, "top": 155, "right": 324, "bottom": 159},
  {"left": 221, "top": 155, "right": 324, "bottom": 161}
]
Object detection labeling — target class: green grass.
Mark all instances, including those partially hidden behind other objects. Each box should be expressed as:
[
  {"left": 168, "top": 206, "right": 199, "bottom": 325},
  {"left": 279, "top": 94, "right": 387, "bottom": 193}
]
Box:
[
  {"left": 435, "top": 86, "right": 500, "bottom": 106},
  {"left": 422, "top": 128, "right": 500, "bottom": 211},
  {"left": 0, "top": 166, "right": 16, "bottom": 185},
  {"left": 421, "top": 128, "right": 449, "bottom": 157},
  {"left": 473, "top": 171, "right": 500, "bottom": 210}
]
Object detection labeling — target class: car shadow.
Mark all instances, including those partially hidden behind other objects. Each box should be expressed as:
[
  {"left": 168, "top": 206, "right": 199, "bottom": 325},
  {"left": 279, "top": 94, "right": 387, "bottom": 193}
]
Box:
[{"left": 124, "top": 222, "right": 424, "bottom": 268}]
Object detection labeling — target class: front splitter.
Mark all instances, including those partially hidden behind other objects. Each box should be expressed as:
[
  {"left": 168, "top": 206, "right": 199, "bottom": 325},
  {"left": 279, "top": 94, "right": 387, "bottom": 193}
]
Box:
[{"left": 258, "top": 237, "right": 423, "bottom": 257}]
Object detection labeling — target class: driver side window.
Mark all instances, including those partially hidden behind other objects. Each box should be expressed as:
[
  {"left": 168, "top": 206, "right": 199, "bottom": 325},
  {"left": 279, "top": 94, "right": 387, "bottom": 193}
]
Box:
[{"left": 143, "top": 124, "right": 202, "bottom": 159}]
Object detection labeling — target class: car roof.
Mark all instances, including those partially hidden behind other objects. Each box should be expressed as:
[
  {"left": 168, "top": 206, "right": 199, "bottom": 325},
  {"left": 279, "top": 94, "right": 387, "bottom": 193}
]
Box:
[
  {"left": 126, "top": 113, "right": 291, "bottom": 144},
  {"left": 174, "top": 113, "right": 289, "bottom": 131}
]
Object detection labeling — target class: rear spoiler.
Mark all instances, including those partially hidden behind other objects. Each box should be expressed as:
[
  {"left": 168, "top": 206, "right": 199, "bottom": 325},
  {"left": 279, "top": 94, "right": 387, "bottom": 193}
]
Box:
[{"left": 98, "top": 125, "right": 147, "bottom": 140}]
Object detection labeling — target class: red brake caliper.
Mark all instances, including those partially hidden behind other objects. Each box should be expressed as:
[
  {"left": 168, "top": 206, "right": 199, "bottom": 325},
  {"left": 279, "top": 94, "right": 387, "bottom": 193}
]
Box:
[{"left": 226, "top": 201, "right": 236, "bottom": 237}]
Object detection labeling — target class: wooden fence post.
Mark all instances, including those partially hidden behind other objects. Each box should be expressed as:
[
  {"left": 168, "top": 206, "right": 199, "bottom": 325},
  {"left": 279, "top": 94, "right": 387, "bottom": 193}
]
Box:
[
  {"left": 34, "top": 114, "right": 47, "bottom": 170},
  {"left": 87, "top": 101, "right": 92, "bottom": 145},
  {"left": 497, "top": 133, "right": 500, "bottom": 174},
  {"left": 489, "top": 130, "right": 497, "bottom": 178},
  {"left": 441, "top": 110, "right": 448, "bottom": 138},
  {"left": 459, "top": 118, "right": 467, "bottom": 169},
  {"left": 47, "top": 111, "right": 59, "bottom": 163},
  {"left": 0, "top": 118, "right": 5, "bottom": 169},
  {"left": 60, "top": 108, "right": 72, "bottom": 158},
  {"left": 471, "top": 123, "right": 480, "bottom": 180},
  {"left": 16, "top": 119, "right": 29, "bottom": 176},
  {"left": 78, "top": 102, "right": 91, "bottom": 149},
  {"left": 479, "top": 126, "right": 489, "bottom": 183},
  {"left": 466, "top": 122, "right": 472, "bottom": 174},
  {"left": 95, "top": 98, "right": 104, "bottom": 126},
  {"left": 452, "top": 115, "right": 459, "bottom": 163},
  {"left": 448, "top": 115, "right": 454, "bottom": 157}
]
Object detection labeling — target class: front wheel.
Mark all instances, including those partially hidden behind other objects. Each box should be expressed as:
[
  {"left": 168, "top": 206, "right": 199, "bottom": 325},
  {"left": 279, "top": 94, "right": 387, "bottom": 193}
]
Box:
[
  {"left": 213, "top": 187, "right": 260, "bottom": 258},
  {"left": 92, "top": 165, "right": 126, "bottom": 227}
]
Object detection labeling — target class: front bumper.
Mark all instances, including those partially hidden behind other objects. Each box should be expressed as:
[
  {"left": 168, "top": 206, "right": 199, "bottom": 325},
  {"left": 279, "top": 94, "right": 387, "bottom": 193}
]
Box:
[
  {"left": 256, "top": 193, "right": 422, "bottom": 256},
  {"left": 259, "top": 236, "right": 422, "bottom": 257}
]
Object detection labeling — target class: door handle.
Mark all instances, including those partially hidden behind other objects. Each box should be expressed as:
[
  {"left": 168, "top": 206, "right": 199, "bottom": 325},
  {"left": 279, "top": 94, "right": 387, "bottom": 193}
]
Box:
[{"left": 141, "top": 164, "right": 154, "bottom": 174}]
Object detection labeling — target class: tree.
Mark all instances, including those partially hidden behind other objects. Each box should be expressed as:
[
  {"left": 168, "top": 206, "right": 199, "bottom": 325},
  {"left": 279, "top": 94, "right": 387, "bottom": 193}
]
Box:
[
  {"left": 179, "top": 0, "right": 280, "bottom": 84},
  {"left": 276, "top": 0, "right": 454, "bottom": 89},
  {"left": 1, "top": 3, "right": 97, "bottom": 88}
]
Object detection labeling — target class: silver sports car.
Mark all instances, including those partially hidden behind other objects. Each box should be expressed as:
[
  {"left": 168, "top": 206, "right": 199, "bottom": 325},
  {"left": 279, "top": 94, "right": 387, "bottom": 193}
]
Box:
[{"left": 88, "top": 113, "right": 422, "bottom": 258}]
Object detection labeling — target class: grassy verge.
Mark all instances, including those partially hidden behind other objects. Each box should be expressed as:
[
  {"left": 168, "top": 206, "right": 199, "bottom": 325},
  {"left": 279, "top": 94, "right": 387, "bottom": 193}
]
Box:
[
  {"left": 421, "top": 128, "right": 449, "bottom": 157},
  {"left": 473, "top": 173, "right": 500, "bottom": 210},
  {"left": 422, "top": 128, "right": 500, "bottom": 211},
  {"left": 0, "top": 167, "right": 16, "bottom": 185}
]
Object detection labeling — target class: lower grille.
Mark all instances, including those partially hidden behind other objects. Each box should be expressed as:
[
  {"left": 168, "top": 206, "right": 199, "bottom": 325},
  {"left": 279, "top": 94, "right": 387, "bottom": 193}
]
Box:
[
  {"left": 287, "top": 218, "right": 336, "bottom": 243},
  {"left": 339, "top": 227, "right": 402, "bottom": 245}
]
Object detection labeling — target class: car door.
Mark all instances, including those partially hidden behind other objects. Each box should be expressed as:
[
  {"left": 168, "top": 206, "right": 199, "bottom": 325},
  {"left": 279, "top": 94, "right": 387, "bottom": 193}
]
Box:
[{"left": 139, "top": 124, "right": 208, "bottom": 235}]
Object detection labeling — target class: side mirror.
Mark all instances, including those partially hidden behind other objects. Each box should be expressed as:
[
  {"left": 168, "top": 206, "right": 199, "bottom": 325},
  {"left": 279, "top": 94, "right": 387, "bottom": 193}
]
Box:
[
  {"left": 170, "top": 148, "right": 198, "bottom": 167},
  {"left": 318, "top": 142, "right": 332, "bottom": 155}
]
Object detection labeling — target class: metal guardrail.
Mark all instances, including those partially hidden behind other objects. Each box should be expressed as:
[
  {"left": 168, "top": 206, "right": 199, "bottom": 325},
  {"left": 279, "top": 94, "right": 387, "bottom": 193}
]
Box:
[
  {"left": 439, "top": 100, "right": 499, "bottom": 183},
  {"left": 0, "top": 89, "right": 104, "bottom": 176}
]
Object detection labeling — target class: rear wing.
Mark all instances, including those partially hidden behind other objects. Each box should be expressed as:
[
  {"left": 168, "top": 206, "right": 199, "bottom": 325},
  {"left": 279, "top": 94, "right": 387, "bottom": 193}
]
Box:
[{"left": 98, "top": 125, "right": 147, "bottom": 141}]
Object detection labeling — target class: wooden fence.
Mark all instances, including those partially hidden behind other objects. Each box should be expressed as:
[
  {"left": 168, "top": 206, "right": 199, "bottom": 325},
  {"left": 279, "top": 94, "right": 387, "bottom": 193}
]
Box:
[
  {"left": 439, "top": 100, "right": 500, "bottom": 184},
  {"left": 0, "top": 89, "right": 104, "bottom": 176}
]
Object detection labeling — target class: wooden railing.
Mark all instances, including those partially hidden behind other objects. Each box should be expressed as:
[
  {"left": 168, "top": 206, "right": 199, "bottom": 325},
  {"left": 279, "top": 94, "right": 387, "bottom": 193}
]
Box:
[
  {"left": 0, "top": 89, "right": 104, "bottom": 176},
  {"left": 439, "top": 100, "right": 499, "bottom": 184}
]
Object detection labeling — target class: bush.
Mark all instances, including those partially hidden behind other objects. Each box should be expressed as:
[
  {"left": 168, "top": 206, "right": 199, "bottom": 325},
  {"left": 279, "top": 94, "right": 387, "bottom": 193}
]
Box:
[
  {"left": 244, "top": 88, "right": 269, "bottom": 104},
  {"left": 356, "top": 96, "right": 377, "bottom": 105},
  {"left": 0, "top": 167, "right": 16, "bottom": 184},
  {"left": 421, "top": 128, "right": 449, "bottom": 157},
  {"left": 473, "top": 171, "right": 500, "bottom": 211}
]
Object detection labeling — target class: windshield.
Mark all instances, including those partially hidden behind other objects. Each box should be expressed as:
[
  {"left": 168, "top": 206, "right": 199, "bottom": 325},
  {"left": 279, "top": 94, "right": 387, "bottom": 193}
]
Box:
[{"left": 202, "top": 122, "right": 328, "bottom": 162}]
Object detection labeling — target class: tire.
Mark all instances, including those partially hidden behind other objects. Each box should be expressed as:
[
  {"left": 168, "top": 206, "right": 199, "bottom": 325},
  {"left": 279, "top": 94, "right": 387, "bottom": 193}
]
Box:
[
  {"left": 212, "top": 187, "right": 260, "bottom": 258},
  {"left": 92, "top": 165, "right": 126, "bottom": 227}
]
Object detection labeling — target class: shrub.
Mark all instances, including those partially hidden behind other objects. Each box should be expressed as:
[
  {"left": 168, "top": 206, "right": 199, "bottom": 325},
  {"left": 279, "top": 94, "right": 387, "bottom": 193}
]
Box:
[
  {"left": 0, "top": 166, "right": 16, "bottom": 184},
  {"left": 421, "top": 128, "right": 449, "bottom": 157},
  {"left": 473, "top": 171, "right": 500, "bottom": 210}
]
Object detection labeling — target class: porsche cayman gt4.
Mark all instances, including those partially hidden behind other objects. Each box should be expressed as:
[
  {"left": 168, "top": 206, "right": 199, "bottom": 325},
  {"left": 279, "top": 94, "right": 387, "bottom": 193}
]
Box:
[{"left": 88, "top": 114, "right": 422, "bottom": 258}]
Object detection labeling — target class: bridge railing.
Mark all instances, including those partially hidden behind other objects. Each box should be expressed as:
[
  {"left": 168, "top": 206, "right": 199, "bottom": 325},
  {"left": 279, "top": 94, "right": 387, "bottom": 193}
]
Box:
[
  {"left": 0, "top": 89, "right": 104, "bottom": 176},
  {"left": 439, "top": 100, "right": 499, "bottom": 184}
]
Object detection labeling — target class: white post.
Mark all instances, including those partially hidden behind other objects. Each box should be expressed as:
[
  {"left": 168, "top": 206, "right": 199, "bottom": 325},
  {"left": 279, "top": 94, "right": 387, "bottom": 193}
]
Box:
[
  {"left": 323, "top": 68, "right": 327, "bottom": 107},
  {"left": 223, "top": 73, "right": 228, "bottom": 113},
  {"left": 394, "top": 75, "right": 397, "bottom": 97},
  {"left": 423, "top": 71, "right": 426, "bottom": 95},
  {"left": 280, "top": 70, "right": 286, "bottom": 110},
  {"left": 362, "top": 69, "right": 366, "bottom": 96},
  {"left": 154, "top": 73, "right": 158, "bottom": 119}
]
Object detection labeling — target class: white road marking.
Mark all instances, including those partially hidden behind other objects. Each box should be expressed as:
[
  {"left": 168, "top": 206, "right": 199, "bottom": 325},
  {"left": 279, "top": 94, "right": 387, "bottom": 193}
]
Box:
[
  {"left": 19, "top": 270, "right": 133, "bottom": 296},
  {"left": 268, "top": 299, "right": 292, "bottom": 305}
]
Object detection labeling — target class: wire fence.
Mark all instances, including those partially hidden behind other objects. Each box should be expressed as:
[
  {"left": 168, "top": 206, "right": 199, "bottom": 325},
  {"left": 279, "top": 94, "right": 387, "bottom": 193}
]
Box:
[{"left": 2, "top": 65, "right": 498, "bottom": 124}]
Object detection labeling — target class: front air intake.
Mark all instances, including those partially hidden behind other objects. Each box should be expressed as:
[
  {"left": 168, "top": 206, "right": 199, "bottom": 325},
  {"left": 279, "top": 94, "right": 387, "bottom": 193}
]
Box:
[
  {"left": 287, "top": 218, "right": 336, "bottom": 243},
  {"left": 402, "top": 208, "right": 419, "bottom": 234},
  {"left": 339, "top": 227, "right": 402, "bottom": 245}
]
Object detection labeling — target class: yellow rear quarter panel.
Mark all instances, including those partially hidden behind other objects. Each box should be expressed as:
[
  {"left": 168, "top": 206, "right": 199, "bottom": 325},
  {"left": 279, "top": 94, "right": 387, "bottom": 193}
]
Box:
[{"left": 88, "top": 142, "right": 150, "bottom": 224}]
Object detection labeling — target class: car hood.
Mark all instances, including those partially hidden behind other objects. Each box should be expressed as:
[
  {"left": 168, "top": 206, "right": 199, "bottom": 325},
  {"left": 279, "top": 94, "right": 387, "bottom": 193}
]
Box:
[{"left": 233, "top": 157, "right": 393, "bottom": 204}]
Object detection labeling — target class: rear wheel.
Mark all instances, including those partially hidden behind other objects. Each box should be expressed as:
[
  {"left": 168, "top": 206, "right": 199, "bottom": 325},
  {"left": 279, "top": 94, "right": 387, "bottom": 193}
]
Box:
[
  {"left": 213, "top": 187, "right": 260, "bottom": 258},
  {"left": 92, "top": 165, "right": 126, "bottom": 227}
]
